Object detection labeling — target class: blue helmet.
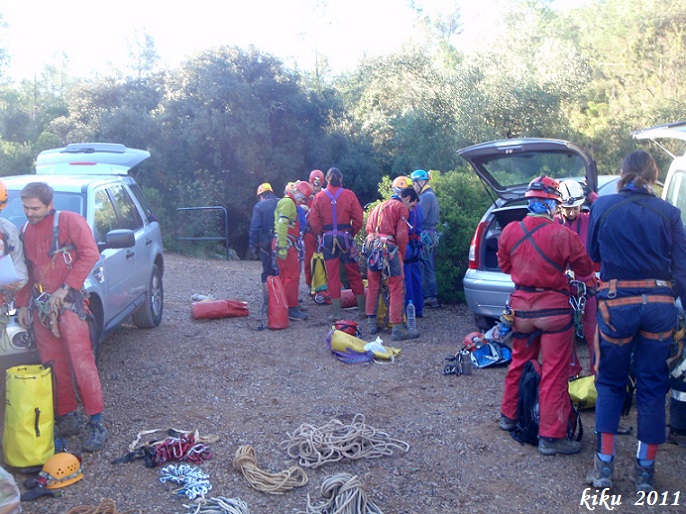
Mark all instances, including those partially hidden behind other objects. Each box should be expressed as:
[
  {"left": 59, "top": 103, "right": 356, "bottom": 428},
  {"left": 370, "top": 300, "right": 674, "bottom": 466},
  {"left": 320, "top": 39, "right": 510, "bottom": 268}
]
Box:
[{"left": 410, "top": 169, "right": 430, "bottom": 181}]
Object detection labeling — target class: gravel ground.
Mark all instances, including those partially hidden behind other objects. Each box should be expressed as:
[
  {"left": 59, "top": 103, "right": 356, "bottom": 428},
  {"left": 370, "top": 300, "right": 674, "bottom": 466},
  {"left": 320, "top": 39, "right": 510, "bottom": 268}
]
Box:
[{"left": 2, "top": 253, "right": 685, "bottom": 514}]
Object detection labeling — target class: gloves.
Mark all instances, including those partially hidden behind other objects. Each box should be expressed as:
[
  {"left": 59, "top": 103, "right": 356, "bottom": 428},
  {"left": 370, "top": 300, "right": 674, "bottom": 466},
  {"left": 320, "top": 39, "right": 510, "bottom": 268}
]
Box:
[
  {"left": 584, "top": 277, "right": 600, "bottom": 297},
  {"left": 278, "top": 247, "right": 288, "bottom": 260}
]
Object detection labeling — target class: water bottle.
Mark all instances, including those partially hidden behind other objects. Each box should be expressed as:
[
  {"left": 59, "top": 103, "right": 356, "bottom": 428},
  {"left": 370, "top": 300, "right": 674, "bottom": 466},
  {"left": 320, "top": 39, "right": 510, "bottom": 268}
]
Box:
[
  {"left": 406, "top": 300, "right": 417, "bottom": 332},
  {"left": 460, "top": 349, "right": 473, "bottom": 375}
]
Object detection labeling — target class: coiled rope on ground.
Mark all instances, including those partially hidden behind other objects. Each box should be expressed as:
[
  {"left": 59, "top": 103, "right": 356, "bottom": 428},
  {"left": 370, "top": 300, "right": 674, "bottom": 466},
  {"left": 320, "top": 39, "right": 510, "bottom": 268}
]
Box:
[
  {"left": 297, "top": 473, "right": 384, "bottom": 514},
  {"left": 232, "top": 444, "right": 308, "bottom": 494},
  {"left": 279, "top": 414, "right": 410, "bottom": 469},
  {"left": 184, "top": 496, "right": 251, "bottom": 514},
  {"left": 65, "top": 497, "right": 141, "bottom": 514}
]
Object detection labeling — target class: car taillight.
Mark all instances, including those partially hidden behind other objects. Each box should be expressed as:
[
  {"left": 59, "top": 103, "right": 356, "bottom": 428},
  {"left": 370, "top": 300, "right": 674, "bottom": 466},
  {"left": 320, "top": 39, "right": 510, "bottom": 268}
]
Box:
[{"left": 468, "top": 221, "right": 488, "bottom": 270}]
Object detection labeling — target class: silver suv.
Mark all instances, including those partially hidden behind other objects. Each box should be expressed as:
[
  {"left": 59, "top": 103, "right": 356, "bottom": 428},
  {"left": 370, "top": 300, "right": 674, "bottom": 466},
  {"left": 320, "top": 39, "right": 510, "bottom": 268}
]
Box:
[
  {"left": 458, "top": 138, "right": 619, "bottom": 329},
  {"left": 0, "top": 143, "right": 164, "bottom": 360}
]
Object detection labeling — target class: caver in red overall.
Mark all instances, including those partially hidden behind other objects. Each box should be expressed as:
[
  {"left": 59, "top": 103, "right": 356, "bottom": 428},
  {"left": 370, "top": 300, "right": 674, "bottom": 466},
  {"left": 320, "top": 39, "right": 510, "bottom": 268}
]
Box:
[
  {"left": 16, "top": 210, "right": 102, "bottom": 417},
  {"left": 498, "top": 182, "right": 595, "bottom": 440},
  {"left": 364, "top": 198, "right": 410, "bottom": 325},
  {"left": 303, "top": 170, "right": 325, "bottom": 293},
  {"left": 309, "top": 168, "right": 365, "bottom": 319}
]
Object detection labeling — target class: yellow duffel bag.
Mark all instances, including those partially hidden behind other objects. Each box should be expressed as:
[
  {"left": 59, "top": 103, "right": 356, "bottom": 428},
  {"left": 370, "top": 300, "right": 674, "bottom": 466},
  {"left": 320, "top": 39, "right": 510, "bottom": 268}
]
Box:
[
  {"left": 3, "top": 364, "right": 55, "bottom": 468},
  {"left": 569, "top": 375, "right": 597, "bottom": 410},
  {"left": 328, "top": 328, "right": 401, "bottom": 361}
]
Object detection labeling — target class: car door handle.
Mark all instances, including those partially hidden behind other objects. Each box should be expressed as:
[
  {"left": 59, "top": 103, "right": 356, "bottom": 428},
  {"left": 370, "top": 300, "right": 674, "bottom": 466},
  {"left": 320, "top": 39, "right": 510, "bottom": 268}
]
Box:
[
  {"left": 126, "top": 250, "right": 135, "bottom": 259},
  {"left": 145, "top": 238, "right": 153, "bottom": 246}
]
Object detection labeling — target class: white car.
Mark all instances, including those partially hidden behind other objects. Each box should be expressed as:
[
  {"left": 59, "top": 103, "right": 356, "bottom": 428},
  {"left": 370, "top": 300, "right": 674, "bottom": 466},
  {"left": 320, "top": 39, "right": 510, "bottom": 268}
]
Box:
[{"left": 1, "top": 143, "right": 164, "bottom": 361}]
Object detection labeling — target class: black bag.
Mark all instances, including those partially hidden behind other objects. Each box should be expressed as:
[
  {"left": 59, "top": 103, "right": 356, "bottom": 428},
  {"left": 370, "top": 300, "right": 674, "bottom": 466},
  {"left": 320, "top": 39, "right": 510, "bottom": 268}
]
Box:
[{"left": 511, "top": 359, "right": 583, "bottom": 446}]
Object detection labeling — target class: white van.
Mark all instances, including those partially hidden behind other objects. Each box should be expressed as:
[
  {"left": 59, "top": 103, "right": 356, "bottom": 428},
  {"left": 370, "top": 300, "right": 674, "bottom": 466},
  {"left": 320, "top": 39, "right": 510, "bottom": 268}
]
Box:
[{"left": 633, "top": 121, "right": 686, "bottom": 222}]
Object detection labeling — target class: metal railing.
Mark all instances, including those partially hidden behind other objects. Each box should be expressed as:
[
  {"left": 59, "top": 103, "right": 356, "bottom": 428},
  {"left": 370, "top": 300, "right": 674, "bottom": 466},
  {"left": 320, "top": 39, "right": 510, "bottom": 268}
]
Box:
[{"left": 174, "top": 206, "right": 230, "bottom": 260}]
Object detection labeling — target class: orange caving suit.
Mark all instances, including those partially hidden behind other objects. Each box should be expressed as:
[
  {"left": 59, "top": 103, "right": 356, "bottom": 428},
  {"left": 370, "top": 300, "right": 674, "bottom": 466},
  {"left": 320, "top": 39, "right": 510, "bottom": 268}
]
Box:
[
  {"left": 273, "top": 195, "right": 301, "bottom": 308},
  {"left": 497, "top": 214, "right": 594, "bottom": 439},
  {"left": 309, "top": 185, "right": 365, "bottom": 299},
  {"left": 364, "top": 198, "right": 410, "bottom": 325},
  {"left": 16, "top": 210, "right": 103, "bottom": 417}
]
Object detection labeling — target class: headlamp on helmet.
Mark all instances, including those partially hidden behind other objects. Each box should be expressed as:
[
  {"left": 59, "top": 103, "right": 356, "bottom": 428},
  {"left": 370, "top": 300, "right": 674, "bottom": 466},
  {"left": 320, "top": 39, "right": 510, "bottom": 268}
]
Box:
[
  {"left": 292, "top": 180, "right": 313, "bottom": 204},
  {"left": 392, "top": 176, "right": 412, "bottom": 192},
  {"left": 525, "top": 176, "right": 562, "bottom": 201},
  {"left": 559, "top": 179, "right": 585, "bottom": 208},
  {"left": 309, "top": 169, "right": 325, "bottom": 188},
  {"left": 39, "top": 452, "right": 83, "bottom": 489}
]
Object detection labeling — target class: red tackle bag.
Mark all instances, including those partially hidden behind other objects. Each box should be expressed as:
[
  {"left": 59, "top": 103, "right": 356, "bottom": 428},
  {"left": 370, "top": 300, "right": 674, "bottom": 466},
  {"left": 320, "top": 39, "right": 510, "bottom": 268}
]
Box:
[
  {"left": 191, "top": 299, "right": 250, "bottom": 319},
  {"left": 267, "top": 275, "right": 289, "bottom": 330}
]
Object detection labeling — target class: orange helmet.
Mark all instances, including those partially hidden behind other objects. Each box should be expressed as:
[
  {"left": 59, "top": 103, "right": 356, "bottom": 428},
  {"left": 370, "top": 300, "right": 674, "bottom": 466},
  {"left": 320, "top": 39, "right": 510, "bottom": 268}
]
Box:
[
  {"left": 256, "top": 183, "right": 273, "bottom": 196},
  {"left": 0, "top": 179, "right": 7, "bottom": 209},
  {"left": 309, "top": 169, "right": 325, "bottom": 186},
  {"left": 392, "top": 176, "right": 412, "bottom": 190},
  {"left": 40, "top": 452, "right": 83, "bottom": 489},
  {"left": 525, "top": 176, "right": 561, "bottom": 201}
]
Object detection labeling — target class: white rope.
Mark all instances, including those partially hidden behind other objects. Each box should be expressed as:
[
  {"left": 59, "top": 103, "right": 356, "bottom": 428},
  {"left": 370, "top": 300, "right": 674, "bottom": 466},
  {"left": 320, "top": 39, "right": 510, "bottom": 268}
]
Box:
[{"left": 297, "top": 473, "right": 383, "bottom": 514}]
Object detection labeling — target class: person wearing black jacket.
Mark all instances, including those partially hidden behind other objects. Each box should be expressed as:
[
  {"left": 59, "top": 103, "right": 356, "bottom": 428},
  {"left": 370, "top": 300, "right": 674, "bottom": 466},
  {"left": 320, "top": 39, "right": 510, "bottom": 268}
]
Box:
[{"left": 249, "top": 183, "right": 280, "bottom": 294}]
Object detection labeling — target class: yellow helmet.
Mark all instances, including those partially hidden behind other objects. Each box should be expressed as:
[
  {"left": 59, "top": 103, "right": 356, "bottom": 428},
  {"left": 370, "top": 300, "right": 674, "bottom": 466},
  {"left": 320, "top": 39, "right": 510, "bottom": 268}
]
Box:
[
  {"left": 40, "top": 452, "right": 83, "bottom": 489},
  {"left": 0, "top": 179, "right": 7, "bottom": 209},
  {"left": 256, "top": 183, "right": 273, "bottom": 196}
]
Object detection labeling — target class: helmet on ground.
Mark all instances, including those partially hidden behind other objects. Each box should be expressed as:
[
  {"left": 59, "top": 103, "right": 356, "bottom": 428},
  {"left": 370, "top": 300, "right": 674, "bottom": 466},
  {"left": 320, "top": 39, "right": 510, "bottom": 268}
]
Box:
[
  {"left": 309, "top": 169, "right": 325, "bottom": 186},
  {"left": 559, "top": 179, "right": 585, "bottom": 208},
  {"left": 525, "top": 176, "right": 562, "bottom": 201},
  {"left": 40, "top": 452, "right": 83, "bottom": 489},
  {"left": 292, "top": 180, "right": 313, "bottom": 203},
  {"left": 392, "top": 176, "right": 412, "bottom": 190},
  {"left": 256, "top": 183, "right": 273, "bottom": 196},
  {"left": 0, "top": 179, "right": 7, "bottom": 209},
  {"left": 410, "top": 169, "right": 430, "bottom": 182}
]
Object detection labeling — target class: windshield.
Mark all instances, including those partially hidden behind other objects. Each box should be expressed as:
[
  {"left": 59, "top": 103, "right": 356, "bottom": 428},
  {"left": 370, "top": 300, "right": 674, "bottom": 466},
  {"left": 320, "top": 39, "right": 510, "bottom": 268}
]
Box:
[
  {"left": 482, "top": 151, "right": 587, "bottom": 188},
  {"left": 1, "top": 191, "right": 84, "bottom": 229}
]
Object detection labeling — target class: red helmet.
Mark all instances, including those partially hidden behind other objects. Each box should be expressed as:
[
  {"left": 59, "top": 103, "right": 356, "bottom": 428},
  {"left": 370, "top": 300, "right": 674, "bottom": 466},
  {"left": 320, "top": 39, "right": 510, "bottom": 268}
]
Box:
[
  {"left": 309, "top": 169, "right": 325, "bottom": 186},
  {"left": 463, "top": 331, "right": 484, "bottom": 352},
  {"left": 293, "top": 180, "right": 313, "bottom": 203},
  {"left": 525, "top": 176, "right": 562, "bottom": 201}
]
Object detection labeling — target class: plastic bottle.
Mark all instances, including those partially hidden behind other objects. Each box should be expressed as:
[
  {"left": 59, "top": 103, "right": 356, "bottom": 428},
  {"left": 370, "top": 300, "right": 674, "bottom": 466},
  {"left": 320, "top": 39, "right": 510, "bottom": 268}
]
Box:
[
  {"left": 406, "top": 300, "right": 417, "bottom": 332},
  {"left": 460, "top": 349, "right": 473, "bottom": 375}
]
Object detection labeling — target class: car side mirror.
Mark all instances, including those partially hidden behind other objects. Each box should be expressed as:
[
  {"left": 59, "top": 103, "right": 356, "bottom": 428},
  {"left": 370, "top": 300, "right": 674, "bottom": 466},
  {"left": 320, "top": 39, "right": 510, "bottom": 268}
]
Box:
[{"left": 98, "top": 229, "right": 135, "bottom": 252}]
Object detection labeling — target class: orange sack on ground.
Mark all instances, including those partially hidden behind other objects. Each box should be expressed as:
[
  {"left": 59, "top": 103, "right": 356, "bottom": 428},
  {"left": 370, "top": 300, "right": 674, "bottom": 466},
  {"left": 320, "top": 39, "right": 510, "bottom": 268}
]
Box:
[{"left": 191, "top": 299, "right": 250, "bottom": 319}]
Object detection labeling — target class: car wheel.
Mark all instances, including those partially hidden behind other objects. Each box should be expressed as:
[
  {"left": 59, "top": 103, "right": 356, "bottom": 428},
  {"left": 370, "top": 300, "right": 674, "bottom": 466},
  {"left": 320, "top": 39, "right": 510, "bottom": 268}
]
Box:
[
  {"left": 132, "top": 264, "right": 164, "bottom": 329},
  {"left": 473, "top": 314, "right": 496, "bottom": 331}
]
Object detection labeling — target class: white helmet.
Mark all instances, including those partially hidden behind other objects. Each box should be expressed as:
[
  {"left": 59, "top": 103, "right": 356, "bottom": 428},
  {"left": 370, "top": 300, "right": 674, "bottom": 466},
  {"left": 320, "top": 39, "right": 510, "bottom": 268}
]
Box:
[{"left": 559, "top": 180, "right": 585, "bottom": 208}]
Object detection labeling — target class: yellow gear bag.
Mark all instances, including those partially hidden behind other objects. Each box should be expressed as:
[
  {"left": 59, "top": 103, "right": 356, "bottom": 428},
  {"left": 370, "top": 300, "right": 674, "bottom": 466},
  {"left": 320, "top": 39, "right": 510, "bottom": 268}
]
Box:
[
  {"left": 568, "top": 375, "right": 597, "bottom": 410},
  {"left": 328, "top": 329, "right": 401, "bottom": 360},
  {"left": 310, "top": 251, "right": 328, "bottom": 293},
  {"left": 3, "top": 364, "right": 55, "bottom": 467}
]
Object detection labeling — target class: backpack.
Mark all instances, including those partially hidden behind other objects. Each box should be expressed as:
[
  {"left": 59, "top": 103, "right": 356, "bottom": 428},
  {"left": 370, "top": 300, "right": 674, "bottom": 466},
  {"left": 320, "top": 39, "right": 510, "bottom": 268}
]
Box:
[
  {"left": 511, "top": 359, "right": 583, "bottom": 446},
  {"left": 470, "top": 341, "right": 512, "bottom": 368}
]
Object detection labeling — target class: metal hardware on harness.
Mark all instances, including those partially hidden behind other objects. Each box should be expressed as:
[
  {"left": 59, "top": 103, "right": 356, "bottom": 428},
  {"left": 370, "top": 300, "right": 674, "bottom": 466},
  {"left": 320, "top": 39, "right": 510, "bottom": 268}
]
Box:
[{"left": 569, "top": 280, "right": 587, "bottom": 339}]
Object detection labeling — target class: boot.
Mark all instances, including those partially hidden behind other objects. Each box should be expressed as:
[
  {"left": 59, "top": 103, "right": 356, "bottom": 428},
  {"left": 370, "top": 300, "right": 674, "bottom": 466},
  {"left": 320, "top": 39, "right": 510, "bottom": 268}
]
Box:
[
  {"left": 55, "top": 412, "right": 81, "bottom": 437},
  {"left": 82, "top": 420, "right": 108, "bottom": 452},
  {"left": 538, "top": 437, "right": 582, "bottom": 455},
  {"left": 328, "top": 299, "right": 342, "bottom": 322},
  {"left": 368, "top": 317, "right": 379, "bottom": 335},
  {"left": 586, "top": 454, "right": 614, "bottom": 488},
  {"left": 356, "top": 294, "right": 367, "bottom": 320},
  {"left": 391, "top": 324, "right": 419, "bottom": 341},
  {"left": 632, "top": 460, "right": 655, "bottom": 493},
  {"left": 498, "top": 415, "right": 517, "bottom": 432},
  {"left": 288, "top": 307, "right": 309, "bottom": 321}
]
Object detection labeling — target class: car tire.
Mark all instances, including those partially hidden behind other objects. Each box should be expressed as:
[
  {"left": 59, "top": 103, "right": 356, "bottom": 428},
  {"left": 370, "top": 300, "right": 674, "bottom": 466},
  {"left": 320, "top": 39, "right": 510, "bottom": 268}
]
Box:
[
  {"left": 473, "top": 314, "right": 496, "bottom": 331},
  {"left": 132, "top": 264, "right": 164, "bottom": 329}
]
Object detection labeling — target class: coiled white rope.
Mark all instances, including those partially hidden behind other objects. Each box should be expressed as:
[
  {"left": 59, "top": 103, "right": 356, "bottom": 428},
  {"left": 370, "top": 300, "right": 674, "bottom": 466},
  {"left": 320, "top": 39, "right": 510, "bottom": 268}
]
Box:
[
  {"left": 297, "top": 473, "right": 384, "bottom": 514},
  {"left": 184, "top": 496, "right": 250, "bottom": 514},
  {"left": 232, "top": 444, "right": 308, "bottom": 494},
  {"left": 280, "top": 414, "right": 410, "bottom": 469}
]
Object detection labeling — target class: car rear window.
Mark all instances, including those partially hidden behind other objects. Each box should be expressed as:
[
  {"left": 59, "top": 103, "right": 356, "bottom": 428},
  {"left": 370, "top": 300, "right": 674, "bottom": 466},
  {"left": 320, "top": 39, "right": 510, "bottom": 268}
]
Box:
[
  {"left": 481, "top": 152, "right": 587, "bottom": 188},
  {"left": 2, "top": 191, "right": 84, "bottom": 229}
]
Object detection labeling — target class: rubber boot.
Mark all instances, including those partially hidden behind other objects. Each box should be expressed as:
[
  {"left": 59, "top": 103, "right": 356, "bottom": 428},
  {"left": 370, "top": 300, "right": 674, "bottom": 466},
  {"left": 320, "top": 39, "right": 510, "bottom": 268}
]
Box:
[
  {"left": 392, "top": 324, "right": 413, "bottom": 341},
  {"left": 288, "top": 307, "right": 309, "bottom": 321},
  {"left": 368, "top": 316, "right": 379, "bottom": 335},
  {"left": 356, "top": 294, "right": 367, "bottom": 320},
  {"left": 328, "top": 299, "right": 342, "bottom": 322}
]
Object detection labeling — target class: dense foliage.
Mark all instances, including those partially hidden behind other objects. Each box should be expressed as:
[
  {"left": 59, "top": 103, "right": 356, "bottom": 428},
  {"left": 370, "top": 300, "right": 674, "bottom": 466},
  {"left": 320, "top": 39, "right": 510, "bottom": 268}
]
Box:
[{"left": 1, "top": 0, "right": 684, "bottom": 302}]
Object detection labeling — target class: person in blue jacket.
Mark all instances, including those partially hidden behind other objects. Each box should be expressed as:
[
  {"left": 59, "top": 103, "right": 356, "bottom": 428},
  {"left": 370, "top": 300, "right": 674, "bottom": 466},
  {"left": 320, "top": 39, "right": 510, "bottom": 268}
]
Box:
[
  {"left": 411, "top": 169, "right": 440, "bottom": 308},
  {"left": 586, "top": 150, "right": 686, "bottom": 493},
  {"left": 248, "top": 183, "right": 280, "bottom": 299}
]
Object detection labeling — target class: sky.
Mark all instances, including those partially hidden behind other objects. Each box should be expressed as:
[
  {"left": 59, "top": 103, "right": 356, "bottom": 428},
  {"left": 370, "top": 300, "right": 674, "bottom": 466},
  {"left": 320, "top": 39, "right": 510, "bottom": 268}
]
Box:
[{"left": 0, "top": 0, "right": 581, "bottom": 82}]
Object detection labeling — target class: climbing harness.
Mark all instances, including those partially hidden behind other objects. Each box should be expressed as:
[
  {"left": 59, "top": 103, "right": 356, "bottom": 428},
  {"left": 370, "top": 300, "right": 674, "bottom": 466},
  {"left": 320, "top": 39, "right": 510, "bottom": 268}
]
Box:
[
  {"left": 569, "top": 280, "right": 587, "bottom": 339},
  {"left": 280, "top": 414, "right": 410, "bottom": 469},
  {"left": 184, "top": 497, "right": 250, "bottom": 514},
  {"left": 232, "top": 444, "right": 308, "bottom": 494},
  {"left": 112, "top": 429, "right": 217, "bottom": 468},
  {"left": 322, "top": 189, "right": 356, "bottom": 258},
  {"left": 300, "top": 473, "right": 384, "bottom": 514},
  {"left": 160, "top": 464, "right": 211, "bottom": 500}
]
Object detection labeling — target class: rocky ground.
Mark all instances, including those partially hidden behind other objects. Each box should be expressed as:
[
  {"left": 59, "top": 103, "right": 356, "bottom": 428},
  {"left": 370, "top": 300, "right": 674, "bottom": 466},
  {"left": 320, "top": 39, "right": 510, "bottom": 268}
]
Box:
[{"left": 1, "top": 253, "right": 685, "bottom": 514}]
